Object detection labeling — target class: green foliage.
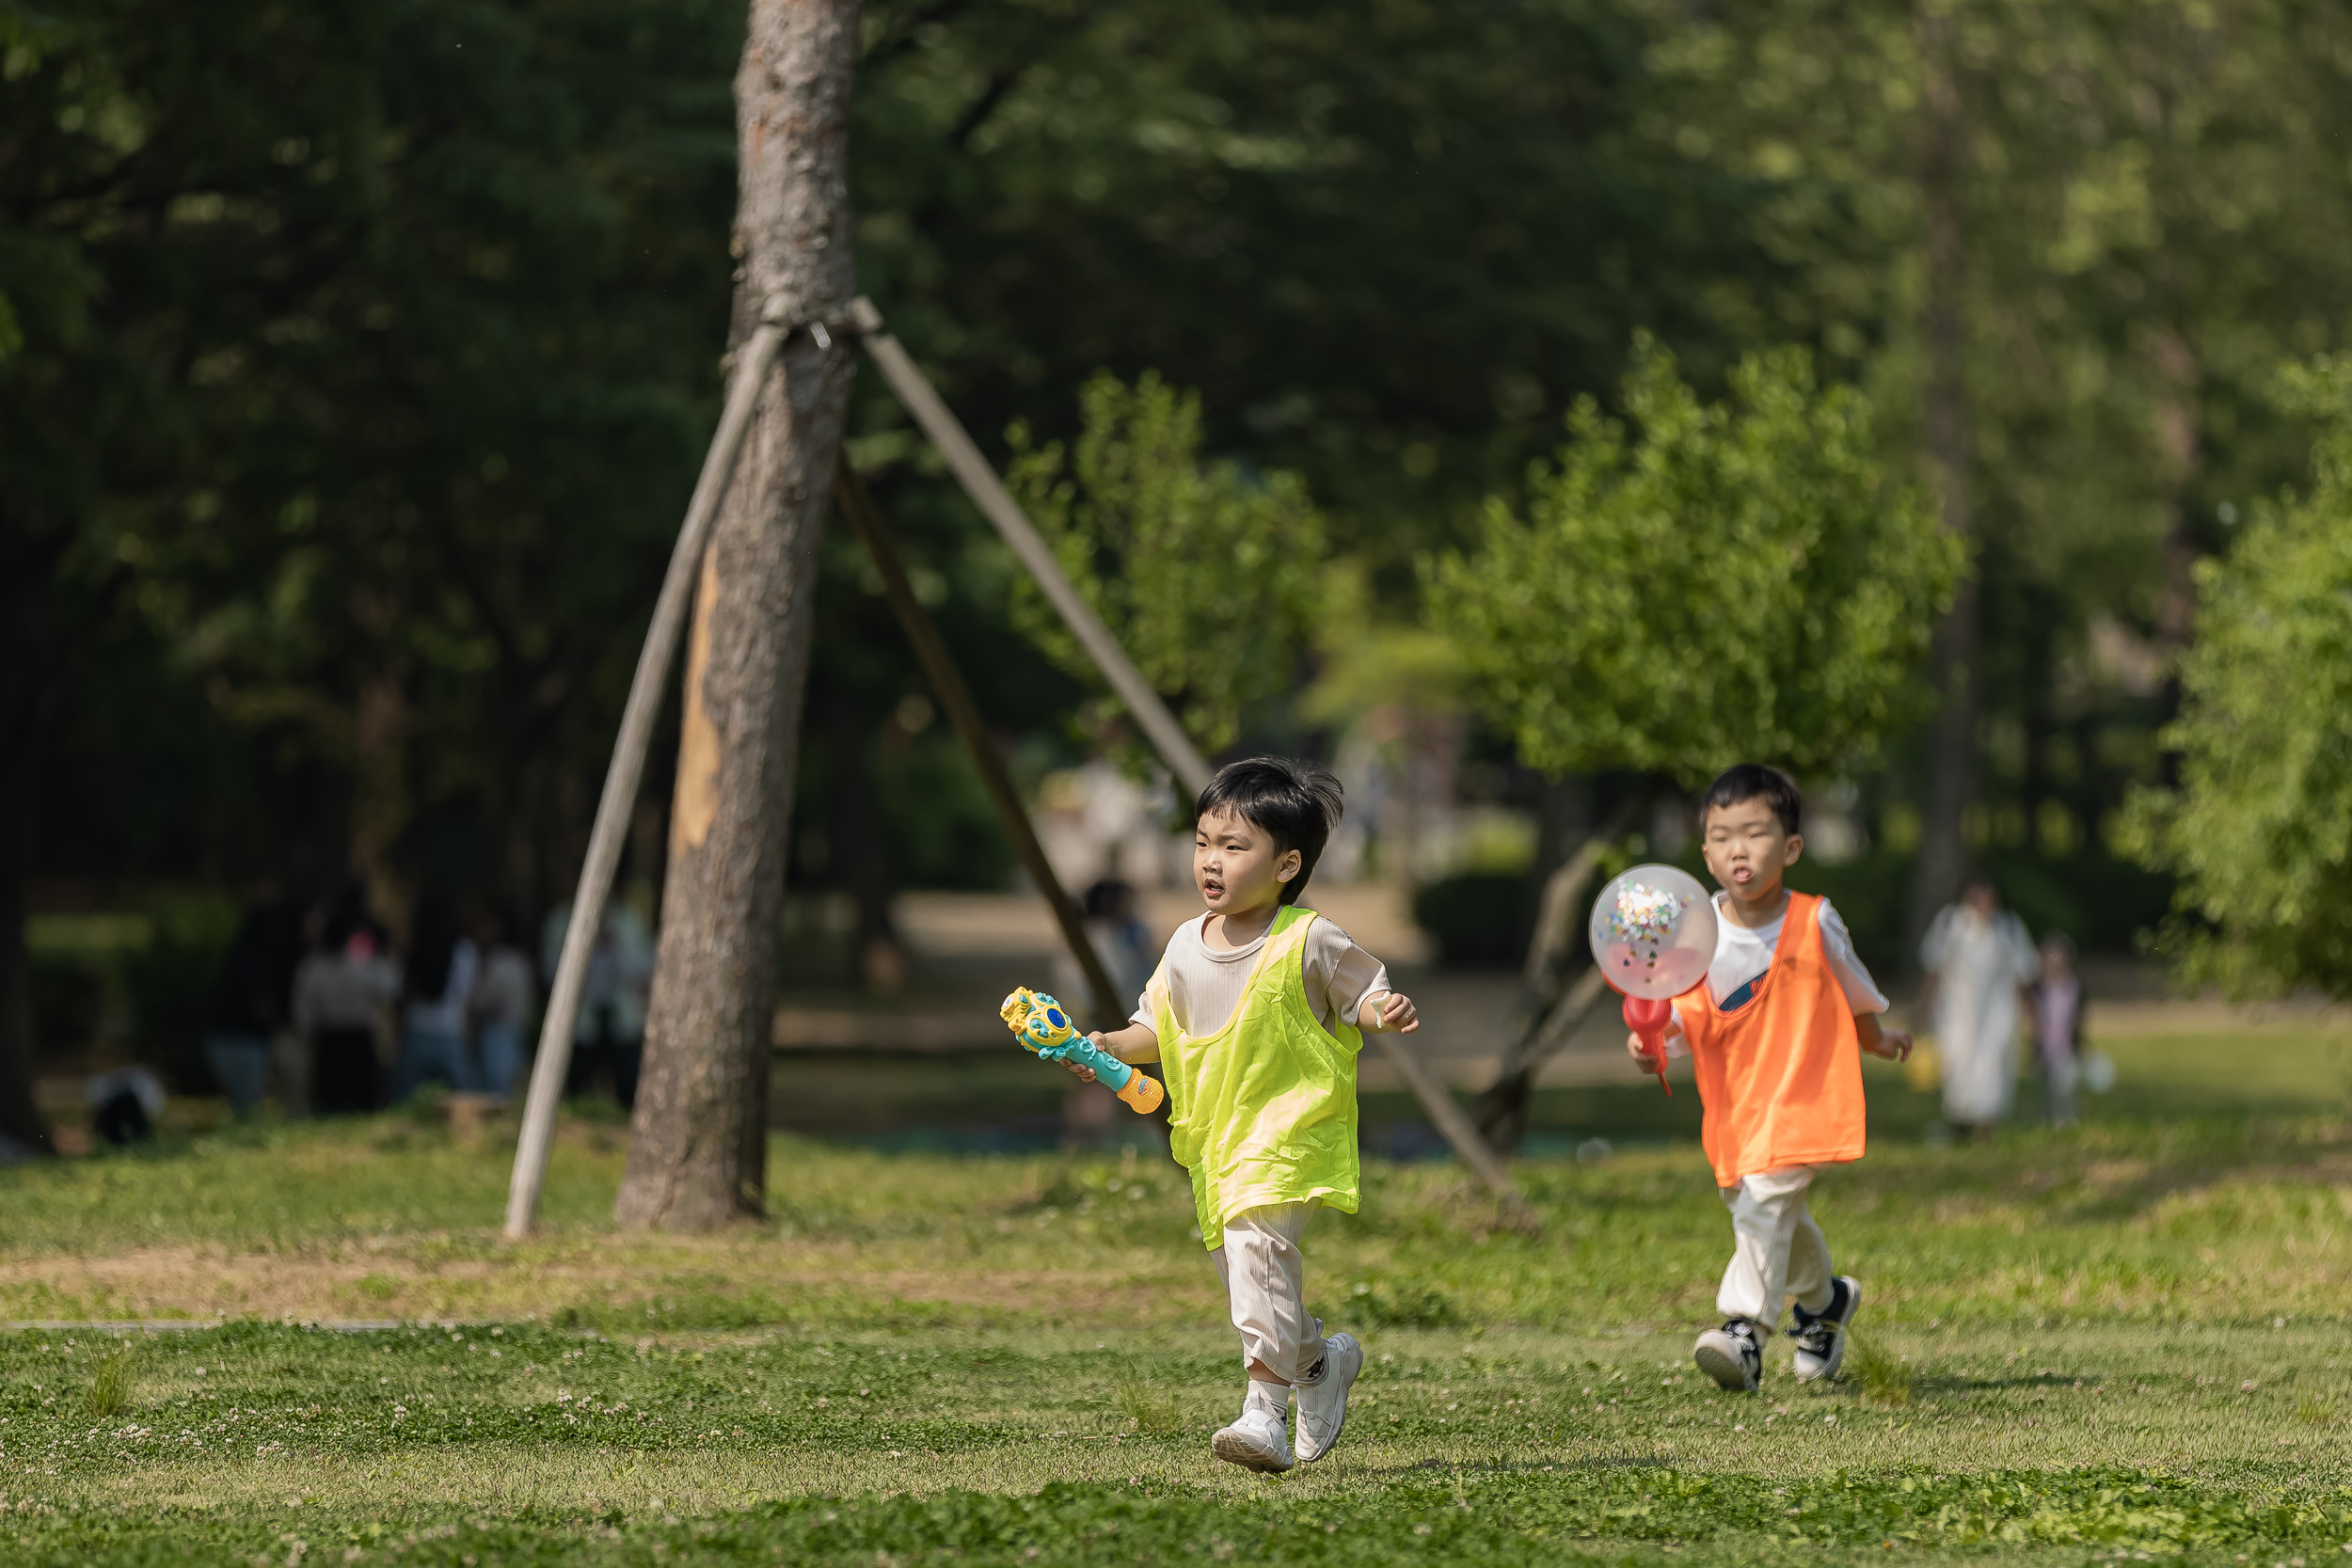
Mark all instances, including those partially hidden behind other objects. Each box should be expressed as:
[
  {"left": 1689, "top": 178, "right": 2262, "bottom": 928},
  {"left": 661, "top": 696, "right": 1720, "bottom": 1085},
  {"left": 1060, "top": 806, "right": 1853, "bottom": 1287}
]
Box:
[
  {"left": 1007, "top": 373, "right": 1327, "bottom": 757},
  {"left": 1410, "top": 872, "right": 1534, "bottom": 970},
  {"left": 1338, "top": 1278, "right": 1460, "bottom": 1330},
  {"left": 84, "top": 1342, "right": 136, "bottom": 1418},
  {"left": 5, "top": 0, "right": 742, "bottom": 917},
  {"left": 1110, "top": 1374, "right": 1184, "bottom": 1435},
  {"left": 2120, "top": 357, "right": 2352, "bottom": 998},
  {"left": 1426, "top": 339, "right": 1960, "bottom": 782}
]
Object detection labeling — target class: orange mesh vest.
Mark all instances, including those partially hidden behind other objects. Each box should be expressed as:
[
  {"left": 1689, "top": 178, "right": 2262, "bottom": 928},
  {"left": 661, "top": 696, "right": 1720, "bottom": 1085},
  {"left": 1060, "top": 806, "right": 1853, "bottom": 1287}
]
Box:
[{"left": 1671, "top": 891, "right": 1867, "bottom": 1188}]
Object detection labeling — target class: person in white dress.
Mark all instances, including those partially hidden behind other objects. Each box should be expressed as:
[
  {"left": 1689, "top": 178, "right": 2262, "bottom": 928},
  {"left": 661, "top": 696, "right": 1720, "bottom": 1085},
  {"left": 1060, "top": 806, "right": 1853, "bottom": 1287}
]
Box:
[{"left": 1917, "top": 879, "right": 2038, "bottom": 1137}]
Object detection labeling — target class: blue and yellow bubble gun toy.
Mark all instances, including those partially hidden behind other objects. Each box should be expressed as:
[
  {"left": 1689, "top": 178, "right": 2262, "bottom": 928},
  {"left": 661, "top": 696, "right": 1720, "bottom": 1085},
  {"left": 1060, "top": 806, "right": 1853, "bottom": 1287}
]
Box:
[{"left": 1000, "top": 987, "right": 1166, "bottom": 1115}]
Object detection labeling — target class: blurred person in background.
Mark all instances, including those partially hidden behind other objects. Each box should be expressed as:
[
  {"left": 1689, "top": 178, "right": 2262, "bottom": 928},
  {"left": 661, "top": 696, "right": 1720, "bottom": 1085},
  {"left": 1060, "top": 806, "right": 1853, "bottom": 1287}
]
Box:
[
  {"left": 294, "top": 899, "right": 401, "bottom": 1114},
  {"left": 2027, "top": 931, "right": 2086, "bottom": 1128},
  {"left": 395, "top": 896, "right": 476, "bottom": 1101},
  {"left": 1918, "top": 878, "right": 2038, "bottom": 1140},
  {"left": 1056, "top": 878, "right": 1162, "bottom": 1145},
  {"left": 541, "top": 900, "right": 653, "bottom": 1110},
  {"left": 205, "top": 899, "right": 297, "bottom": 1118},
  {"left": 469, "top": 905, "right": 535, "bottom": 1099}
]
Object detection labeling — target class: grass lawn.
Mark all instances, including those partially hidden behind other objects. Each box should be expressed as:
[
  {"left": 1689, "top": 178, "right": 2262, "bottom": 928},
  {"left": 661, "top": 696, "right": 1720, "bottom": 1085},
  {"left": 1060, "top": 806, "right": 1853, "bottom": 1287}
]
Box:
[{"left": 6, "top": 1022, "right": 2352, "bottom": 1565}]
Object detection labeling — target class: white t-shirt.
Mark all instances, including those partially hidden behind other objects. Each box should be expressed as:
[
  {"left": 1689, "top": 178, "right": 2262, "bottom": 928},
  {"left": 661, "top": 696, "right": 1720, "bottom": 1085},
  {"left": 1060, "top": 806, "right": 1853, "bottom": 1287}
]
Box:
[
  {"left": 1131, "top": 911, "right": 1393, "bottom": 1040},
  {"left": 1665, "top": 893, "right": 1886, "bottom": 1051}
]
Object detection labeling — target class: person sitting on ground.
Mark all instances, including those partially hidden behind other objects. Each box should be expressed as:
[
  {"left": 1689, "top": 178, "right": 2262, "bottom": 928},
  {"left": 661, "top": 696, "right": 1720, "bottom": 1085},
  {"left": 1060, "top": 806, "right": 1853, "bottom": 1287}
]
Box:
[
  {"left": 1629, "top": 764, "right": 1911, "bottom": 1394},
  {"left": 1066, "top": 758, "right": 1418, "bottom": 1475}
]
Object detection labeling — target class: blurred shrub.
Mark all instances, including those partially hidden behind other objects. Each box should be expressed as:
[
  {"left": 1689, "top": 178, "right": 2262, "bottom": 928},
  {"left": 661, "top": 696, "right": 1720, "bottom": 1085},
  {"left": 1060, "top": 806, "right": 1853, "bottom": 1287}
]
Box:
[
  {"left": 876, "top": 731, "right": 1018, "bottom": 891},
  {"left": 28, "top": 956, "right": 103, "bottom": 1058},
  {"left": 1411, "top": 871, "right": 1534, "bottom": 969},
  {"left": 124, "top": 906, "right": 237, "bottom": 1094}
]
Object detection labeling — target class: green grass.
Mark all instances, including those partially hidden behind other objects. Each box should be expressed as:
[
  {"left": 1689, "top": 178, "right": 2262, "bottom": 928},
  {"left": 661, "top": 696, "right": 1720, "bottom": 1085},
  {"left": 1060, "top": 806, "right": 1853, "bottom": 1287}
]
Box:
[{"left": 6, "top": 1021, "right": 2352, "bottom": 1565}]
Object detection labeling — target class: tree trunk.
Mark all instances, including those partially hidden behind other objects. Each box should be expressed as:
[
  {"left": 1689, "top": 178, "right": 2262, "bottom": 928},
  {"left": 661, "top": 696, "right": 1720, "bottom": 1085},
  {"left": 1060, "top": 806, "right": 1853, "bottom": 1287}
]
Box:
[
  {"left": 1903, "top": 3, "right": 1979, "bottom": 965},
  {"left": 0, "top": 698, "right": 52, "bottom": 1157},
  {"left": 0, "top": 526, "right": 59, "bottom": 1157},
  {"left": 613, "top": 0, "right": 860, "bottom": 1230},
  {"left": 1471, "top": 786, "right": 1646, "bottom": 1152}
]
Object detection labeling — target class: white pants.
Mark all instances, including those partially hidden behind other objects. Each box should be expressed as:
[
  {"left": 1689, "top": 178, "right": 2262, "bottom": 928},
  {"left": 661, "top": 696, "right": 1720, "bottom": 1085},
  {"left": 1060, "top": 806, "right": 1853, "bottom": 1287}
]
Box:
[
  {"left": 1717, "top": 1166, "right": 1835, "bottom": 1330},
  {"left": 1210, "top": 1202, "right": 1324, "bottom": 1384}
]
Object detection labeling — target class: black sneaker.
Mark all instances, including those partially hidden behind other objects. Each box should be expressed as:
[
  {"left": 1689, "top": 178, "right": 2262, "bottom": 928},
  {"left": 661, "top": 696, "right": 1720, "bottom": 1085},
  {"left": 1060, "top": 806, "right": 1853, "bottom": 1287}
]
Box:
[
  {"left": 1693, "top": 1319, "right": 1762, "bottom": 1392},
  {"left": 1791, "top": 1275, "right": 1862, "bottom": 1383}
]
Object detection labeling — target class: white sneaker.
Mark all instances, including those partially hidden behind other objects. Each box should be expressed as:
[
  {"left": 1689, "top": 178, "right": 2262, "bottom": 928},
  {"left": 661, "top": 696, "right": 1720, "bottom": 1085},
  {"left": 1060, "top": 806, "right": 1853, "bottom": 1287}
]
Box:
[
  {"left": 1791, "top": 1276, "right": 1861, "bottom": 1383},
  {"left": 1210, "top": 1406, "right": 1294, "bottom": 1473},
  {"left": 1693, "top": 1319, "right": 1762, "bottom": 1393},
  {"left": 1294, "top": 1332, "right": 1363, "bottom": 1463}
]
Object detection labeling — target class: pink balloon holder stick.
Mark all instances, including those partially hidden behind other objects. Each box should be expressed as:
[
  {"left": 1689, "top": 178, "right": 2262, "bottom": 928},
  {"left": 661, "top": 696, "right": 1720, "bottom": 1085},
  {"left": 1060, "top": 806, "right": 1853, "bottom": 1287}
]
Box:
[{"left": 1622, "top": 993, "right": 1675, "bottom": 1096}]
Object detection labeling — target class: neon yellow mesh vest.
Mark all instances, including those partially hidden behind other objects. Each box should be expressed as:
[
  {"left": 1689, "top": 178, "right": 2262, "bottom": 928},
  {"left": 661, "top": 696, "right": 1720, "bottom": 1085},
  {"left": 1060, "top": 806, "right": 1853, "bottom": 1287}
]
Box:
[{"left": 1152, "top": 904, "right": 1363, "bottom": 1249}]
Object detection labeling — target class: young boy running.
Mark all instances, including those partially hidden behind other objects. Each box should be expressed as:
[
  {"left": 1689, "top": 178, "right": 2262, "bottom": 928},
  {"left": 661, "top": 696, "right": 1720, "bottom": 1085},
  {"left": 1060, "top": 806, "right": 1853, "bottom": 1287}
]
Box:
[
  {"left": 1628, "top": 764, "right": 1911, "bottom": 1393},
  {"left": 1072, "top": 757, "right": 1419, "bottom": 1473}
]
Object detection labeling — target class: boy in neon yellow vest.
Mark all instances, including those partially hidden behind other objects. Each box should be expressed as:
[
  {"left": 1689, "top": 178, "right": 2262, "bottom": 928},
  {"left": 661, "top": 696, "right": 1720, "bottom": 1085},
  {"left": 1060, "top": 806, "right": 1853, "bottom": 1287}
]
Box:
[{"left": 1070, "top": 758, "right": 1420, "bottom": 1472}]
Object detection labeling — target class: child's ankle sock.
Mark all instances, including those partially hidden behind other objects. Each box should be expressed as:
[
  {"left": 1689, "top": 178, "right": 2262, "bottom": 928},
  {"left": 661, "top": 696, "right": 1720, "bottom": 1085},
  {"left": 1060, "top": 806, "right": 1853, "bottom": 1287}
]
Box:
[{"left": 1244, "top": 1381, "right": 1288, "bottom": 1421}]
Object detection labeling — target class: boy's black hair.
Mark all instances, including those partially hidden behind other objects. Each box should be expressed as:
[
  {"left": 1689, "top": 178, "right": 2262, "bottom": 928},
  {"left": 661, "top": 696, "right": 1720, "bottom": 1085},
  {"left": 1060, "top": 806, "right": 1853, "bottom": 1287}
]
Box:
[
  {"left": 1699, "top": 763, "right": 1803, "bottom": 835},
  {"left": 1196, "top": 757, "right": 1344, "bottom": 906}
]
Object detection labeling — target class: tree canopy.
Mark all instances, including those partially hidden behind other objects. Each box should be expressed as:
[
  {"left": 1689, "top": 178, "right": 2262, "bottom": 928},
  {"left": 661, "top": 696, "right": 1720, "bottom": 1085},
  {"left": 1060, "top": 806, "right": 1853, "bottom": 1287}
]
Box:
[
  {"left": 2119, "top": 357, "right": 2352, "bottom": 998},
  {"left": 1426, "top": 340, "right": 1962, "bottom": 782},
  {"left": 1006, "top": 372, "right": 1327, "bottom": 759}
]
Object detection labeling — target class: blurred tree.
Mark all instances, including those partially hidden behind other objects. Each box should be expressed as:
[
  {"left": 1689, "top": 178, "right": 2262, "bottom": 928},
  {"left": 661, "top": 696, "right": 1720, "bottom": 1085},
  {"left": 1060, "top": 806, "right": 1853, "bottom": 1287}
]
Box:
[
  {"left": 1641, "top": 0, "right": 2352, "bottom": 946},
  {"left": 1006, "top": 372, "right": 1328, "bottom": 764},
  {"left": 2119, "top": 357, "right": 2352, "bottom": 998},
  {"left": 850, "top": 0, "right": 1800, "bottom": 580},
  {"left": 1428, "top": 338, "right": 1961, "bottom": 783},
  {"left": 0, "top": 0, "right": 741, "bottom": 1142}
]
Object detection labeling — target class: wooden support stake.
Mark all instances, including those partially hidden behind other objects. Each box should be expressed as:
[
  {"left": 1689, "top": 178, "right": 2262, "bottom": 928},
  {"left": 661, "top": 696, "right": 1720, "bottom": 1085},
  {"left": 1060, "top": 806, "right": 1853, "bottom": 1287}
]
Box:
[
  {"left": 834, "top": 464, "right": 1124, "bottom": 1029},
  {"left": 1368, "top": 1034, "right": 1534, "bottom": 1223},
  {"left": 848, "top": 297, "right": 1212, "bottom": 800},
  {"left": 852, "top": 297, "right": 1526, "bottom": 1212},
  {"left": 503, "top": 317, "right": 787, "bottom": 1242}
]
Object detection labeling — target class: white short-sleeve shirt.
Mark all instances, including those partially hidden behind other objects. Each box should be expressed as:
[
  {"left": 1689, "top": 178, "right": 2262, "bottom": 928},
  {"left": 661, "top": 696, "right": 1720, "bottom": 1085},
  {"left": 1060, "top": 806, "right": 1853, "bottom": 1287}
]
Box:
[{"left": 1132, "top": 912, "right": 1393, "bottom": 1040}]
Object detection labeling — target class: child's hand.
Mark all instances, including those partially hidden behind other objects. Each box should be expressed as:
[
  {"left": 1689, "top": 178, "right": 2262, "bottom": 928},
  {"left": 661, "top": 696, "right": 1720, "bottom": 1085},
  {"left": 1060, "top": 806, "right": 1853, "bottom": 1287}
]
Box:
[
  {"left": 1625, "top": 1031, "right": 1665, "bottom": 1075},
  {"left": 1864, "top": 1027, "right": 1913, "bottom": 1062},
  {"left": 1064, "top": 1033, "right": 1105, "bottom": 1083},
  {"left": 1378, "top": 991, "right": 1420, "bottom": 1034}
]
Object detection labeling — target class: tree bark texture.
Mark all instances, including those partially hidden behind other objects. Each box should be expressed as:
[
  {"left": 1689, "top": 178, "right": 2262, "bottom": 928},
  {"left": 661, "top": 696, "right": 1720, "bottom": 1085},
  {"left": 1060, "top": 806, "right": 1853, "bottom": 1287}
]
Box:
[
  {"left": 613, "top": 0, "right": 860, "bottom": 1230},
  {"left": 0, "top": 673, "right": 52, "bottom": 1157},
  {"left": 1903, "top": 4, "right": 1979, "bottom": 964},
  {"left": 0, "top": 521, "right": 67, "bottom": 1157}
]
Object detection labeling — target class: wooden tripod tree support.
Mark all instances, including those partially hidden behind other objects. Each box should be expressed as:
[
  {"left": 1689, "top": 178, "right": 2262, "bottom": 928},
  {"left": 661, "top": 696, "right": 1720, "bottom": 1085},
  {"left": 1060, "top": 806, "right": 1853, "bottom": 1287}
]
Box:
[
  {"left": 845, "top": 298, "right": 1532, "bottom": 1218},
  {"left": 833, "top": 463, "right": 1122, "bottom": 1029},
  {"left": 503, "top": 294, "right": 1531, "bottom": 1237}
]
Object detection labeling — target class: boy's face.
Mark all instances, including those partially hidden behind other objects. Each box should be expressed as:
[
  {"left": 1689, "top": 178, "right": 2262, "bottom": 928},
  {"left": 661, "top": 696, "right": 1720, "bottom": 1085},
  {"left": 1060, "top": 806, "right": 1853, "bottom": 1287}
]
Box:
[
  {"left": 1194, "top": 807, "right": 1301, "bottom": 918},
  {"left": 1700, "top": 795, "right": 1803, "bottom": 904}
]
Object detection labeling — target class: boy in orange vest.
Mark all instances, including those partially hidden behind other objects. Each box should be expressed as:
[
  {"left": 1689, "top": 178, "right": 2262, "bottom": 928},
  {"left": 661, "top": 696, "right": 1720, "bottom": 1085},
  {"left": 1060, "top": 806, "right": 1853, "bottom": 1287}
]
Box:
[{"left": 1628, "top": 764, "right": 1912, "bottom": 1392}]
